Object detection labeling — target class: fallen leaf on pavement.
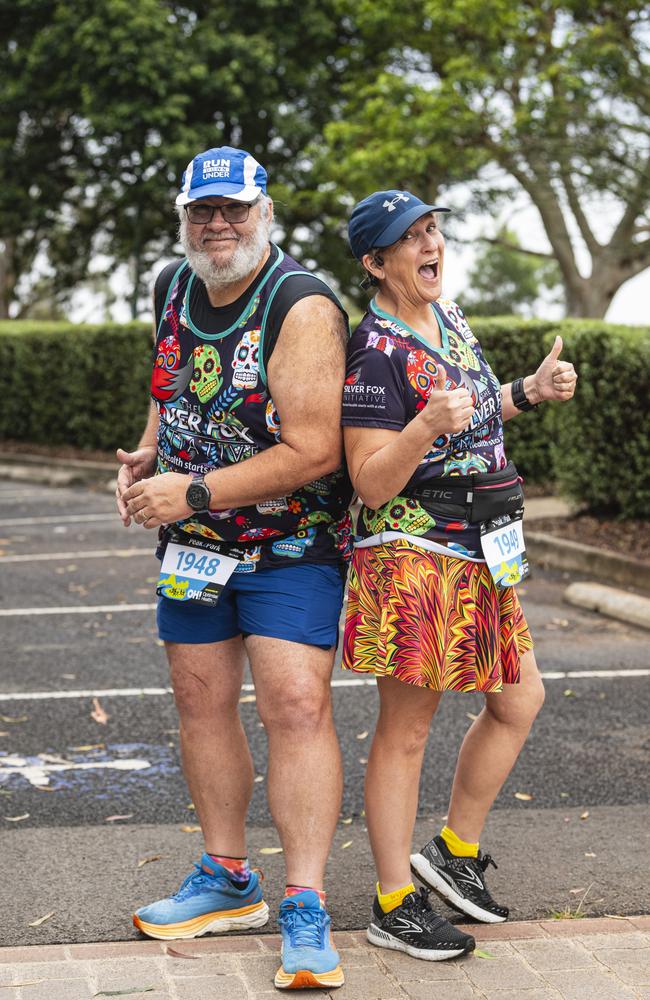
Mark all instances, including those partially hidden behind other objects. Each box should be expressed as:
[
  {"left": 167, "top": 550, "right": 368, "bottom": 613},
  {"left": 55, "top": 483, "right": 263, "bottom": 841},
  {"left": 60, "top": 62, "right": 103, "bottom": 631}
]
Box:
[
  {"left": 341, "top": 818, "right": 352, "bottom": 825},
  {"left": 604, "top": 913, "right": 627, "bottom": 920},
  {"left": 180, "top": 825, "right": 202, "bottom": 833},
  {"left": 105, "top": 814, "right": 133, "bottom": 823},
  {"left": 514, "top": 792, "right": 533, "bottom": 801},
  {"left": 0, "top": 714, "right": 28, "bottom": 724},
  {"left": 28, "top": 912, "right": 55, "bottom": 927},
  {"left": 259, "top": 847, "right": 283, "bottom": 855},
  {"left": 341, "top": 841, "right": 352, "bottom": 849},
  {"left": 4, "top": 980, "right": 45, "bottom": 988},
  {"left": 91, "top": 697, "right": 109, "bottom": 725},
  {"left": 563, "top": 689, "right": 575, "bottom": 697},
  {"left": 254, "top": 775, "right": 264, "bottom": 783},
  {"left": 585, "top": 852, "right": 597, "bottom": 858},
  {"left": 137, "top": 855, "right": 163, "bottom": 868},
  {"left": 356, "top": 731, "right": 368, "bottom": 740},
  {"left": 560, "top": 792, "right": 569, "bottom": 798},
  {"left": 359, "top": 757, "right": 368, "bottom": 764},
  {"left": 569, "top": 887, "right": 586, "bottom": 895},
  {"left": 94, "top": 990, "right": 156, "bottom": 997},
  {"left": 239, "top": 694, "right": 256, "bottom": 703},
  {"left": 474, "top": 948, "right": 496, "bottom": 959},
  {"left": 580, "top": 811, "right": 590, "bottom": 820},
  {"left": 466, "top": 712, "right": 479, "bottom": 721},
  {"left": 5, "top": 814, "right": 29, "bottom": 822},
  {"left": 70, "top": 744, "right": 105, "bottom": 752},
  {"left": 165, "top": 946, "right": 200, "bottom": 960}
]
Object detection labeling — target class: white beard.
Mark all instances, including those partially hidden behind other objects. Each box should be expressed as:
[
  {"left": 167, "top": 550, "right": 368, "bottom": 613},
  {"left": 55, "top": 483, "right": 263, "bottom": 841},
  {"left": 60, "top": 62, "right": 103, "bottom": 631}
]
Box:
[{"left": 179, "top": 213, "right": 271, "bottom": 289}]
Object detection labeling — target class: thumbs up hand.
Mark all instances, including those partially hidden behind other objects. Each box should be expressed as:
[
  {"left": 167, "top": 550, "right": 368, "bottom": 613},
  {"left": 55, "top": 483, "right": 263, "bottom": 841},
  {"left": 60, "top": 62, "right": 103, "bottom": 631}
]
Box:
[
  {"left": 421, "top": 363, "right": 475, "bottom": 436},
  {"left": 532, "top": 335, "right": 578, "bottom": 403}
]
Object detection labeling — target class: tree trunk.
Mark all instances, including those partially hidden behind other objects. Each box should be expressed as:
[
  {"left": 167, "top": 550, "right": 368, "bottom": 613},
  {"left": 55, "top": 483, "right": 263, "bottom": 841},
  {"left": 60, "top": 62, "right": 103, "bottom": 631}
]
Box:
[{"left": 0, "top": 238, "right": 16, "bottom": 319}]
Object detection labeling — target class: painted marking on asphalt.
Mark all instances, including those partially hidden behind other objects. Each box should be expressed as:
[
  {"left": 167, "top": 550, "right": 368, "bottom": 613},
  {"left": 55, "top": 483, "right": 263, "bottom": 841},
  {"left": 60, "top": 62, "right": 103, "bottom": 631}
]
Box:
[
  {"left": 0, "top": 671, "right": 648, "bottom": 703},
  {"left": 0, "top": 755, "right": 150, "bottom": 788},
  {"left": 0, "top": 603, "right": 157, "bottom": 617},
  {"left": 0, "top": 548, "right": 153, "bottom": 564},
  {"left": 0, "top": 513, "right": 117, "bottom": 527}
]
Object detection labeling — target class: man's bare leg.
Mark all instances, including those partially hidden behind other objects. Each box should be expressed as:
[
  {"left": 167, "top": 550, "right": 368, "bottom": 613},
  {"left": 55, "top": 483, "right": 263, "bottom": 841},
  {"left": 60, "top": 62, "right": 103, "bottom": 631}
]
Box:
[
  {"left": 167, "top": 636, "right": 253, "bottom": 856},
  {"left": 246, "top": 635, "right": 342, "bottom": 889}
]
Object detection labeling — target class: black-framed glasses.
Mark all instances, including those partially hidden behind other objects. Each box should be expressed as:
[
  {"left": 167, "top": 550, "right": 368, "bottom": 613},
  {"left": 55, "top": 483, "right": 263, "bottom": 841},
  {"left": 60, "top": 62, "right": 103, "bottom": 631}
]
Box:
[{"left": 184, "top": 200, "right": 256, "bottom": 225}]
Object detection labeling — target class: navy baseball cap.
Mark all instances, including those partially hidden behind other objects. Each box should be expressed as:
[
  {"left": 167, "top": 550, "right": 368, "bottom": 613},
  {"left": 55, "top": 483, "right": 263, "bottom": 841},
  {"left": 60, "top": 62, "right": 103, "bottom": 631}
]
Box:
[
  {"left": 348, "top": 190, "right": 450, "bottom": 260},
  {"left": 176, "top": 146, "right": 267, "bottom": 205}
]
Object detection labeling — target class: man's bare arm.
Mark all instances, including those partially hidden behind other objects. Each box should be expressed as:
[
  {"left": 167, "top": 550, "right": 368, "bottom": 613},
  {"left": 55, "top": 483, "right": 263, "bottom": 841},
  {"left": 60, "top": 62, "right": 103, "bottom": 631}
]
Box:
[{"left": 122, "top": 296, "right": 348, "bottom": 526}]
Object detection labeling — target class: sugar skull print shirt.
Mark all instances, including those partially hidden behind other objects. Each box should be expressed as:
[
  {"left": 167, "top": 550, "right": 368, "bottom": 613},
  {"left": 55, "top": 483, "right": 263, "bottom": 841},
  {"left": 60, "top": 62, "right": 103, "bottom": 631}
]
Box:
[
  {"left": 151, "top": 245, "right": 354, "bottom": 572},
  {"left": 341, "top": 298, "right": 508, "bottom": 558}
]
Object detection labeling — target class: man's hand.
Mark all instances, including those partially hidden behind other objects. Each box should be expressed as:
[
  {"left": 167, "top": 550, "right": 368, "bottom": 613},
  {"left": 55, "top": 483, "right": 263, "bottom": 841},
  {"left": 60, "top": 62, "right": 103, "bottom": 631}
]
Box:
[
  {"left": 116, "top": 446, "right": 157, "bottom": 526},
  {"left": 530, "top": 336, "right": 578, "bottom": 403},
  {"left": 122, "top": 472, "right": 193, "bottom": 529}
]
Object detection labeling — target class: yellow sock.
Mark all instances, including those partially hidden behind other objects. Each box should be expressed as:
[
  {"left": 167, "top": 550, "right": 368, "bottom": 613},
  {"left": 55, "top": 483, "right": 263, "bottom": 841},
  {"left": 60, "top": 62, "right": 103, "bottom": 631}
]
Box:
[
  {"left": 441, "top": 825, "right": 479, "bottom": 859},
  {"left": 377, "top": 881, "right": 415, "bottom": 913}
]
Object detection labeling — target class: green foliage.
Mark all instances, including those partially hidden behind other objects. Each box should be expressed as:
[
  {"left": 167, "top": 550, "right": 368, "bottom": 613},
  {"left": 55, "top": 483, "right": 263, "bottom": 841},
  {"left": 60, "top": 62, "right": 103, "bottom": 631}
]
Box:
[
  {"left": 463, "top": 231, "right": 562, "bottom": 317},
  {"left": 312, "top": 1, "right": 650, "bottom": 318},
  {"left": 546, "top": 322, "right": 650, "bottom": 518},
  {"left": 0, "top": 321, "right": 151, "bottom": 450},
  {"left": 2, "top": 316, "right": 649, "bottom": 519},
  {"left": 469, "top": 317, "right": 557, "bottom": 484}
]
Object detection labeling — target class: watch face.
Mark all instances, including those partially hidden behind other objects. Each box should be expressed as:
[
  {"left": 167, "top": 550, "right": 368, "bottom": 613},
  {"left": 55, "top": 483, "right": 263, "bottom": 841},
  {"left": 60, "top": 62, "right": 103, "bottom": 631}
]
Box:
[{"left": 187, "top": 482, "right": 210, "bottom": 511}]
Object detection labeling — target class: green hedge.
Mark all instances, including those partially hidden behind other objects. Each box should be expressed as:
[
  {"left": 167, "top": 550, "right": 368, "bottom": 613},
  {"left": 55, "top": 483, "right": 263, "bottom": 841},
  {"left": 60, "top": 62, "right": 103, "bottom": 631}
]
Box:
[
  {"left": 1, "top": 316, "right": 648, "bottom": 517},
  {"left": 0, "top": 321, "right": 152, "bottom": 451},
  {"left": 470, "top": 317, "right": 557, "bottom": 485},
  {"left": 545, "top": 321, "right": 650, "bottom": 519}
]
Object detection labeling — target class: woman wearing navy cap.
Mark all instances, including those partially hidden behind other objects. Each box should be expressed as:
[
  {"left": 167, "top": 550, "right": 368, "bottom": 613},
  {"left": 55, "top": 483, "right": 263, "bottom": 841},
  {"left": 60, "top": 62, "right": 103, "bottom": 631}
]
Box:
[{"left": 342, "top": 190, "right": 577, "bottom": 961}]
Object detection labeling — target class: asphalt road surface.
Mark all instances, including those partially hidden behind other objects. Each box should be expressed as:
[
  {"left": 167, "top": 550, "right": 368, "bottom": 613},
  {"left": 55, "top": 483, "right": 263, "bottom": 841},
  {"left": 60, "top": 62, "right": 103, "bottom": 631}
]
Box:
[{"left": 0, "top": 481, "right": 648, "bottom": 946}]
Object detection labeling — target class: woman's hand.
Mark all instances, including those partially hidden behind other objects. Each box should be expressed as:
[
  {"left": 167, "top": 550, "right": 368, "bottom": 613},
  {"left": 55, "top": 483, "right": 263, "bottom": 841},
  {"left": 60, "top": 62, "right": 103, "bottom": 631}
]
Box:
[
  {"left": 531, "top": 336, "right": 578, "bottom": 403},
  {"left": 421, "top": 365, "right": 475, "bottom": 436}
]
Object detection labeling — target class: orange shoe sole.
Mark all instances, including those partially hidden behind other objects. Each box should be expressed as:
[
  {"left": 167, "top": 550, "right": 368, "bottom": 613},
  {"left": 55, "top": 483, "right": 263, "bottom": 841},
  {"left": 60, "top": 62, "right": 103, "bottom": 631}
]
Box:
[{"left": 274, "top": 965, "right": 344, "bottom": 989}]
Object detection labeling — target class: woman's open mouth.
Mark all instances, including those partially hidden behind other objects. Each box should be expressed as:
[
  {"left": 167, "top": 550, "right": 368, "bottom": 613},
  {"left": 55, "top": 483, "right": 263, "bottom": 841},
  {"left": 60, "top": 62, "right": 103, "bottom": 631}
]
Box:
[{"left": 419, "top": 260, "right": 439, "bottom": 280}]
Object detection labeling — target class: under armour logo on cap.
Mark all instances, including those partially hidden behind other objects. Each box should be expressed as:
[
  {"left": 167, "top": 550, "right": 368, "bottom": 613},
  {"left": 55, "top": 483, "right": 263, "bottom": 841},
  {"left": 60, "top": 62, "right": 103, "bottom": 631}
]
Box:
[{"left": 383, "top": 193, "right": 410, "bottom": 212}]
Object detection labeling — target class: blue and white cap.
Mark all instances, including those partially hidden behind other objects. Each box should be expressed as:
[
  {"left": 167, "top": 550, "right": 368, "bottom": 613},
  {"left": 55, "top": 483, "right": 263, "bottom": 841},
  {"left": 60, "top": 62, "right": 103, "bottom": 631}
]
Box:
[
  {"left": 176, "top": 146, "right": 267, "bottom": 205},
  {"left": 348, "top": 190, "right": 450, "bottom": 260}
]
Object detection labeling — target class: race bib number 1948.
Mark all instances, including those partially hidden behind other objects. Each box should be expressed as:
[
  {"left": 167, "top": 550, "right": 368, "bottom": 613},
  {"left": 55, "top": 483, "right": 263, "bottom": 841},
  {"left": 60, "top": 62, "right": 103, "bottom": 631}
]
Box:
[{"left": 156, "top": 542, "right": 240, "bottom": 607}]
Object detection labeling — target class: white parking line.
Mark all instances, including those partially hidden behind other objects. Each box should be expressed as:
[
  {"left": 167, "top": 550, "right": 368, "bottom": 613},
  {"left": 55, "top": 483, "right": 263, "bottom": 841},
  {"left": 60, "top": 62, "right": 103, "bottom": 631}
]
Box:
[
  {"left": 0, "top": 548, "right": 153, "bottom": 564},
  {"left": 0, "top": 671, "right": 647, "bottom": 702},
  {"left": 0, "top": 603, "right": 156, "bottom": 617},
  {"left": 0, "top": 513, "right": 117, "bottom": 527}
]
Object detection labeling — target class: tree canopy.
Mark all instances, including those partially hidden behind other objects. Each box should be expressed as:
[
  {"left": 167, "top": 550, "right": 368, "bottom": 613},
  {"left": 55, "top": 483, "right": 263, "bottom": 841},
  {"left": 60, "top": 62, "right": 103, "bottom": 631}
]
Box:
[
  {"left": 319, "top": 0, "right": 650, "bottom": 317},
  {"left": 1, "top": 0, "right": 648, "bottom": 319}
]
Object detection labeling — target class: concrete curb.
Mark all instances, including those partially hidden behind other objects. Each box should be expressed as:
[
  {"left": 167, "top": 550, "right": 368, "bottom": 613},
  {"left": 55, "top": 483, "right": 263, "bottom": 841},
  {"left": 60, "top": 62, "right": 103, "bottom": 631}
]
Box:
[
  {"left": 527, "top": 530, "right": 650, "bottom": 593},
  {"left": 564, "top": 581, "right": 650, "bottom": 632},
  {"left": 0, "top": 453, "right": 116, "bottom": 489},
  {"left": 1, "top": 915, "right": 649, "bottom": 963}
]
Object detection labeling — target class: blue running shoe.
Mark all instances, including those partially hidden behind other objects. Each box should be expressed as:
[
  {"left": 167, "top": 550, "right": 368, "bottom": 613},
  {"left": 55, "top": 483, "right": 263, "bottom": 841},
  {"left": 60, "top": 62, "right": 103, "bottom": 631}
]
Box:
[
  {"left": 133, "top": 854, "right": 269, "bottom": 940},
  {"left": 275, "top": 891, "right": 344, "bottom": 989}
]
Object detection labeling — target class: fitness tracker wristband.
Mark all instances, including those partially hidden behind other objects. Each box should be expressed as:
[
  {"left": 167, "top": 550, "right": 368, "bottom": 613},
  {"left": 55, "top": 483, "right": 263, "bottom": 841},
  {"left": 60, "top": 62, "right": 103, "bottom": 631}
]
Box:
[{"left": 511, "top": 377, "right": 537, "bottom": 412}]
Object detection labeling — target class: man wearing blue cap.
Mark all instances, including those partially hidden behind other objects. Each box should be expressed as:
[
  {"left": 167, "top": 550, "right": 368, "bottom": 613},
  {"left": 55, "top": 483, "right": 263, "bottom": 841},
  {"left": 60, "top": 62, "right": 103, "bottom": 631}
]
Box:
[{"left": 116, "top": 146, "right": 352, "bottom": 989}]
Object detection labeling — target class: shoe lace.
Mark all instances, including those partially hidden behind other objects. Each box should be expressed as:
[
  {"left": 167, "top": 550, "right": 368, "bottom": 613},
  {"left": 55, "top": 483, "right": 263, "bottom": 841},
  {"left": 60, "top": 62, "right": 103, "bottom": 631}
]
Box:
[
  {"left": 172, "top": 863, "right": 226, "bottom": 901},
  {"left": 477, "top": 852, "right": 498, "bottom": 873},
  {"left": 280, "top": 904, "right": 324, "bottom": 949},
  {"left": 405, "top": 888, "right": 447, "bottom": 932}
]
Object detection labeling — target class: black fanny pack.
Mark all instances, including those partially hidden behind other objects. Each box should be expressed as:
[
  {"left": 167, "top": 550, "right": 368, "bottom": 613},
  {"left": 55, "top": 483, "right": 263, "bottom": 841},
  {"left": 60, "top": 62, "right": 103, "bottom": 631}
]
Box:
[{"left": 408, "top": 460, "right": 524, "bottom": 524}]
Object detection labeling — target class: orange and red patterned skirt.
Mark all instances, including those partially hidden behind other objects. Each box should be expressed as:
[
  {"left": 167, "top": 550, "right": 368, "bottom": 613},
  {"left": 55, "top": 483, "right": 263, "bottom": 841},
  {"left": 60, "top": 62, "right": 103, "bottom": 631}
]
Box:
[{"left": 342, "top": 539, "right": 533, "bottom": 693}]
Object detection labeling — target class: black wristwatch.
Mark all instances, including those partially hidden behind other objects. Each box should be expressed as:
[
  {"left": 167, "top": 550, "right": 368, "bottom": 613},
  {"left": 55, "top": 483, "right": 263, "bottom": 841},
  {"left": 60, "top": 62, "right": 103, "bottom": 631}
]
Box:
[
  {"left": 186, "top": 474, "right": 212, "bottom": 512},
  {"left": 511, "top": 377, "right": 538, "bottom": 412}
]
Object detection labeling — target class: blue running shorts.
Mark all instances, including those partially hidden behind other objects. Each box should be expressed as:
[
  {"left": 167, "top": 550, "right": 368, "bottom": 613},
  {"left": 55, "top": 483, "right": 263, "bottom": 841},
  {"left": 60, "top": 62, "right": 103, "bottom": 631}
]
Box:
[{"left": 157, "top": 562, "right": 346, "bottom": 649}]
